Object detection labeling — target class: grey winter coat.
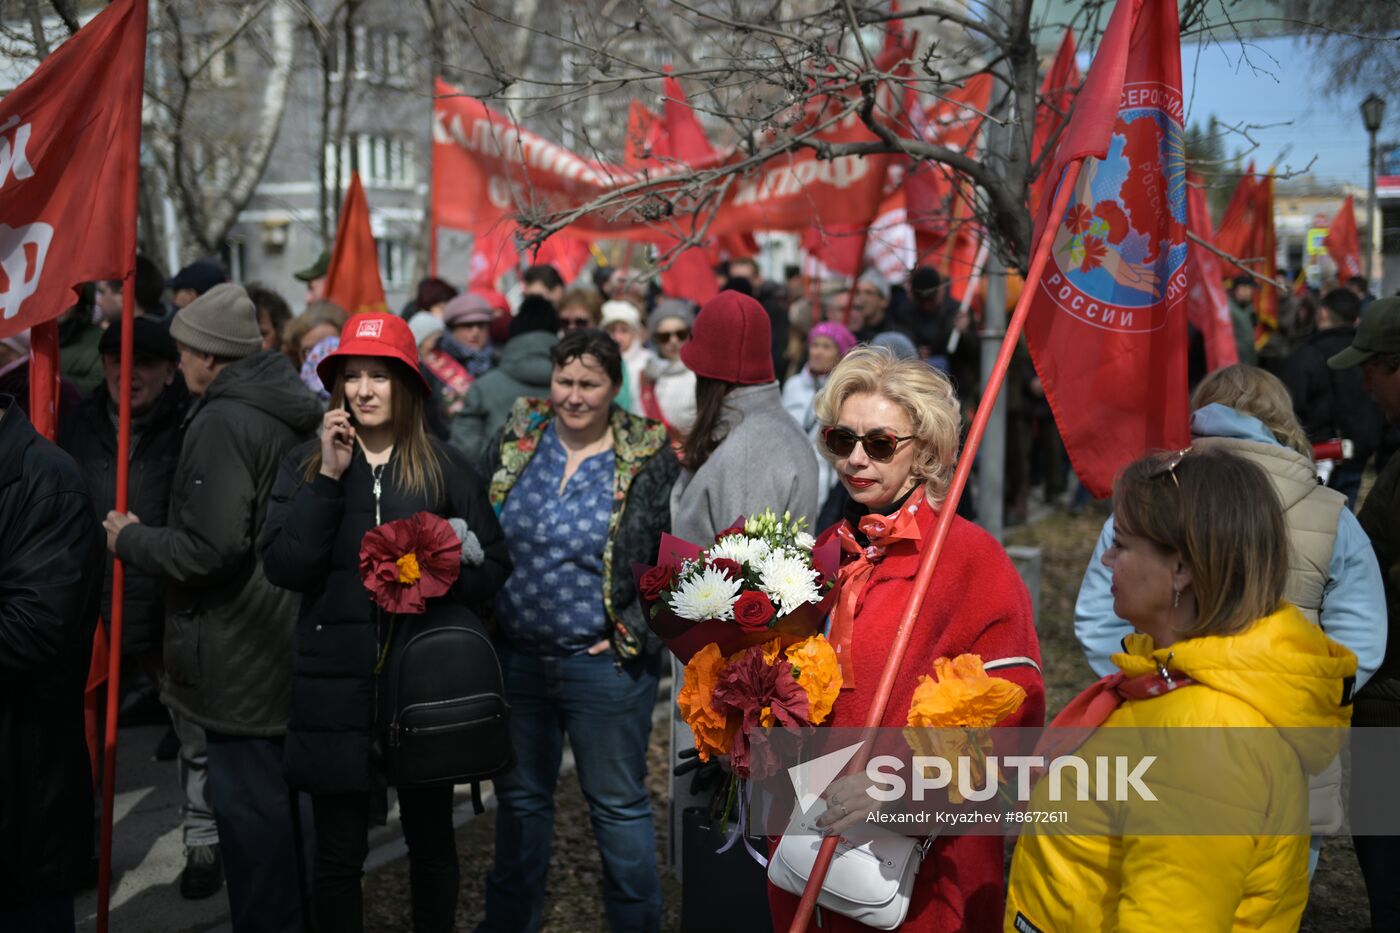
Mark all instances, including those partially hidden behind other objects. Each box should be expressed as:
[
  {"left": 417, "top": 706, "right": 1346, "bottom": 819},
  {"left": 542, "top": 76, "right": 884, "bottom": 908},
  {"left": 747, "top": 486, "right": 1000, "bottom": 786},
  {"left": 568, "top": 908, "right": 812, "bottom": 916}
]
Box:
[
  {"left": 670, "top": 381, "right": 820, "bottom": 544},
  {"left": 449, "top": 331, "right": 557, "bottom": 458},
  {"left": 116, "top": 351, "right": 323, "bottom": 736}
]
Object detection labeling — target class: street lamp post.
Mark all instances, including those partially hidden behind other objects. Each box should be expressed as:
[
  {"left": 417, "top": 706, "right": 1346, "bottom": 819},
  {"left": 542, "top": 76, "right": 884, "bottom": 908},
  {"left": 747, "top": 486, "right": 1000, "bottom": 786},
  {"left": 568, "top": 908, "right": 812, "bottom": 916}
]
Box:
[{"left": 1362, "top": 93, "right": 1386, "bottom": 295}]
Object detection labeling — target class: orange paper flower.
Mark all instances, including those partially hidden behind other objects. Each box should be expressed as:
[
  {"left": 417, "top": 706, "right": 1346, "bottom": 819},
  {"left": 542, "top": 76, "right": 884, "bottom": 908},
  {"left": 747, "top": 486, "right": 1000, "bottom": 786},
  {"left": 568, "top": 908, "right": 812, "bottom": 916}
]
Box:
[
  {"left": 905, "top": 654, "right": 1026, "bottom": 729},
  {"left": 785, "top": 635, "right": 842, "bottom": 725},
  {"left": 677, "top": 643, "right": 737, "bottom": 761},
  {"left": 396, "top": 552, "right": 421, "bottom": 584}
]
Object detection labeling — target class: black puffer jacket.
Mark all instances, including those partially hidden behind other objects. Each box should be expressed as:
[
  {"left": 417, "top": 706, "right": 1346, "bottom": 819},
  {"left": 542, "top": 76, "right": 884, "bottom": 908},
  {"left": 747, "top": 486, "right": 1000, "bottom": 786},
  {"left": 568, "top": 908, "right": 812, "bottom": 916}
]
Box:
[
  {"left": 1283, "top": 326, "right": 1386, "bottom": 469},
  {"left": 0, "top": 398, "right": 103, "bottom": 905},
  {"left": 260, "top": 439, "right": 512, "bottom": 792},
  {"left": 61, "top": 380, "right": 190, "bottom": 656},
  {"left": 115, "top": 352, "right": 323, "bottom": 736}
]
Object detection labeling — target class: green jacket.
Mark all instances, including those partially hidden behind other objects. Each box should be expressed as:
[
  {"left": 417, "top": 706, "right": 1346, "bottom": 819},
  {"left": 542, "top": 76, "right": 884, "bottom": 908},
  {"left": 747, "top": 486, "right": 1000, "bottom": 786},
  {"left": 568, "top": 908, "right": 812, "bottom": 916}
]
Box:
[
  {"left": 450, "top": 331, "right": 556, "bottom": 459},
  {"left": 1358, "top": 450, "right": 1400, "bottom": 725},
  {"left": 482, "top": 397, "right": 679, "bottom": 659}
]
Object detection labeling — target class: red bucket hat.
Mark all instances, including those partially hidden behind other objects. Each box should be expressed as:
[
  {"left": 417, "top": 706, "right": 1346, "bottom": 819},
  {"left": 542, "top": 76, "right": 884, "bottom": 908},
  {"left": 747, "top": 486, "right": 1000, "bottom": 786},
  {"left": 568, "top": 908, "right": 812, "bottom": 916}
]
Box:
[
  {"left": 680, "top": 290, "right": 775, "bottom": 385},
  {"left": 317, "top": 312, "right": 430, "bottom": 395}
]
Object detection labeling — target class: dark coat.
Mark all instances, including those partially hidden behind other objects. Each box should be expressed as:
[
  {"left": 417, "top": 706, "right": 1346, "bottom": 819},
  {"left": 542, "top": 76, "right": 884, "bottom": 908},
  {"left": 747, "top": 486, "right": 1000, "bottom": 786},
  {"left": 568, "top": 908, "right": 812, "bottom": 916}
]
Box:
[
  {"left": 260, "top": 439, "right": 512, "bottom": 792},
  {"left": 115, "top": 352, "right": 323, "bottom": 736},
  {"left": 1283, "top": 325, "right": 1386, "bottom": 469},
  {"left": 60, "top": 380, "right": 190, "bottom": 656},
  {"left": 0, "top": 398, "right": 103, "bottom": 905},
  {"left": 482, "top": 398, "right": 680, "bottom": 658},
  {"left": 1357, "top": 451, "right": 1400, "bottom": 726}
]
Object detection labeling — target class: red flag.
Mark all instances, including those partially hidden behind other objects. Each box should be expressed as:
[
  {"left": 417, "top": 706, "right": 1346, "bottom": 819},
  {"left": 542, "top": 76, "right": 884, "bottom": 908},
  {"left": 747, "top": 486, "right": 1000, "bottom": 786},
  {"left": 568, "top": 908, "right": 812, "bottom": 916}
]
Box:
[
  {"left": 1030, "top": 28, "right": 1082, "bottom": 214},
  {"left": 0, "top": 0, "right": 146, "bottom": 340},
  {"left": 653, "top": 76, "right": 720, "bottom": 304},
  {"left": 325, "top": 173, "right": 388, "bottom": 315},
  {"left": 1023, "top": 0, "right": 1189, "bottom": 498},
  {"left": 1254, "top": 173, "right": 1278, "bottom": 331},
  {"left": 1185, "top": 173, "right": 1239, "bottom": 372},
  {"left": 1213, "top": 162, "right": 1255, "bottom": 263},
  {"left": 532, "top": 234, "right": 590, "bottom": 284},
  {"left": 1325, "top": 195, "right": 1363, "bottom": 281},
  {"left": 467, "top": 225, "right": 519, "bottom": 292},
  {"left": 624, "top": 100, "right": 662, "bottom": 169}
]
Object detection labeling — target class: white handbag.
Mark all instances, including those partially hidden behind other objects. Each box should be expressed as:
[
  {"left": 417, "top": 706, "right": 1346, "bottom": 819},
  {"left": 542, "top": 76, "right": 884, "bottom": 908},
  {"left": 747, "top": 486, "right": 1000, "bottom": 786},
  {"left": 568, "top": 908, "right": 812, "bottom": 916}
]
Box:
[
  {"left": 767, "top": 656, "right": 1040, "bottom": 929},
  {"left": 767, "top": 800, "right": 934, "bottom": 930}
]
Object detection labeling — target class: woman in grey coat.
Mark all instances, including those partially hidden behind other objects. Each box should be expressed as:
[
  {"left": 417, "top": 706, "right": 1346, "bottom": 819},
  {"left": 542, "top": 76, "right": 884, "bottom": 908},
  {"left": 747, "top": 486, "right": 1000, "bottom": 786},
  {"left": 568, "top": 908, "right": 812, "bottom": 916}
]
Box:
[{"left": 665, "top": 288, "right": 820, "bottom": 893}]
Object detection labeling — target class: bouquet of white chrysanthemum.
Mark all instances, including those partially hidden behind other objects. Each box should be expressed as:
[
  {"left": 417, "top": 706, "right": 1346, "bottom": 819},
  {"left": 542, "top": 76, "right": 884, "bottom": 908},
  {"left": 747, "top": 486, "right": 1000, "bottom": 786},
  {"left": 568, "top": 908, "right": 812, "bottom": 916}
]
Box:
[{"left": 633, "top": 509, "right": 839, "bottom": 663}]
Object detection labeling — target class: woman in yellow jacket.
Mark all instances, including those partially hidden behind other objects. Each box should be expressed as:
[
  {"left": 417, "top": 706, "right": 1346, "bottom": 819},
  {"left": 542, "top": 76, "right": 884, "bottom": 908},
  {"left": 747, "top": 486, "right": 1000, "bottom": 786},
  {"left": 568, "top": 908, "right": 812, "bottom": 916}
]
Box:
[{"left": 1005, "top": 448, "right": 1356, "bottom": 932}]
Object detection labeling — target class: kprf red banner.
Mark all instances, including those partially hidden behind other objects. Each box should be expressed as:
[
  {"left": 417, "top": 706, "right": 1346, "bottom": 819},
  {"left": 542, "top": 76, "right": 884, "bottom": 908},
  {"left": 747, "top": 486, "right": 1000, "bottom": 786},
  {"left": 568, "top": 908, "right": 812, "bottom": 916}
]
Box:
[
  {"left": 431, "top": 75, "right": 897, "bottom": 242},
  {"left": 1185, "top": 173, "right": 1239, "bottom": 372},
  {"left": 1023, "top": 0, "right": 1190, "bottom": 499},
  {"left": 325, "top": 172, "right": 388, "bottom": 315},
  {"left": 1325, "top": 195, "right": 1362, "bottom": 281},
  {"left": 0, "top": 0, "right": 146, "bottom": 340}
]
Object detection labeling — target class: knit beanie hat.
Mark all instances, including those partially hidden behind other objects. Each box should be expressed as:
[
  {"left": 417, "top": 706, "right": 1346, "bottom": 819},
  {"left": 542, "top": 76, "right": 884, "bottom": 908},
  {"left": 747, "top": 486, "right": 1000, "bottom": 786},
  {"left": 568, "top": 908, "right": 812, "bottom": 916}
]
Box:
[
  {"left": 600, "top": 300, "right": 642, "bottom": 330},
  {"left": 647, "top": 299, "right": 695, "bottom": 336},
  {"left": 169, "top": 283, "right": 262, "bottom": 359},
  {"left": 872, "top": 330, "right": 918, "bottom": 359},
  {"left": 408, "top": 311, "right": 445, "bottom": 347},
  {"left": 509, "top": 295, "right": 560, "bottom": 340},
  {"left": 808, "top": 321, "right": 857, "bottom": 356},
  {"left": 681, "top": 290, "right": 774, "bottom": 385}
]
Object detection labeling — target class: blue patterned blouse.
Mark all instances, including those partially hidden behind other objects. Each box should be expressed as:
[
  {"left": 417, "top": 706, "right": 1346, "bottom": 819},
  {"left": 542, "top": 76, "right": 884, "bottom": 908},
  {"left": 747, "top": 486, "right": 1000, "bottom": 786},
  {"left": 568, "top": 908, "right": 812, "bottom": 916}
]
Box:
[{"left": 495, "top": 423, "right": 615, "bottom": 657}]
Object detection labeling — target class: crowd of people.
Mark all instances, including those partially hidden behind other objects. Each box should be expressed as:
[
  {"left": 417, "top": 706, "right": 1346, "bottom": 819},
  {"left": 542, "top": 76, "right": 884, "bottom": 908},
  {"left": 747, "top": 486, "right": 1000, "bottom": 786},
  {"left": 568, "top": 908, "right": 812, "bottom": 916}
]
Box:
[{"left": 1, "top": 246, "right": 1397, "bottom": 933}]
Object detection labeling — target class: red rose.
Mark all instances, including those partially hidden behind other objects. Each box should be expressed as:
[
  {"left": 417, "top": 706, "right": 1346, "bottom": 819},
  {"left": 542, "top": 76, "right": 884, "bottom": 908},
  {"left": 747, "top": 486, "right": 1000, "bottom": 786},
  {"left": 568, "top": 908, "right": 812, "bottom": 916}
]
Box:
[
  {"left": 732, "top": 590, "right": 776, "bottom": 631},
  {"left": 710, "top": 558, "right": 743, "bottom": 581},
  {"left": 639, "top": 564, "right": 679, "bottom": 601},
  {"left": 715, "top": 521, "right": 746, "bottom": 542}
]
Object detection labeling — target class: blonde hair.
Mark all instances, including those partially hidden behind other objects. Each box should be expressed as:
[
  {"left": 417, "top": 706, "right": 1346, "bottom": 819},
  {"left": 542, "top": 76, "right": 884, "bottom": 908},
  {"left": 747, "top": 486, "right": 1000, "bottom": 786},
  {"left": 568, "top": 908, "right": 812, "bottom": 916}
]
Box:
[
  {"left": 1190, "top": 364, "right": 1312, "bottom": 460},
  {"left": 813, "top": 347, "right": 961, "bottom": 503},
  {"left": 1114, "top": 449, "right": 1286, "bottom": 638}
]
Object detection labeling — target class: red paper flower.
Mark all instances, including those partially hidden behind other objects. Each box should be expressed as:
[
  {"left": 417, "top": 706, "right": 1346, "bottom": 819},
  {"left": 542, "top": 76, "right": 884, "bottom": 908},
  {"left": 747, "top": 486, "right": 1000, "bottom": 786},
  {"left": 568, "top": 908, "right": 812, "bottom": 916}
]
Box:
[
  {"left": 1079, "top": 235, "right": 1108, "bottom": 273},
  {"left": 639, "top": 564, "right": 679, "bottom": 601},
  {"left": 359, "top": 512, "right": 462, "bottom": 614},
  {"left": 1064, "top": 203, "right": 1092, "bottom": 234},
  {"left": 712, "top": 647, "right": 810, "bottom": 779},
  {"left": 709, "top": 558, "right": 743, "bottom": 581},
  {"left": 732, "top": 590, "right": 775, "bottom": 631}
]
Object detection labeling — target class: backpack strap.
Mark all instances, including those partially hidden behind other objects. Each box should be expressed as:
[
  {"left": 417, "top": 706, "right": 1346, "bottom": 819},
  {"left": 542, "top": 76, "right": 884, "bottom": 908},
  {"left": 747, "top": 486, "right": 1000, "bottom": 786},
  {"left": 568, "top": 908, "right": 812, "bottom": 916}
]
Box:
[{"left": 470, "top": 781, "right": 485, "bottom": 815}]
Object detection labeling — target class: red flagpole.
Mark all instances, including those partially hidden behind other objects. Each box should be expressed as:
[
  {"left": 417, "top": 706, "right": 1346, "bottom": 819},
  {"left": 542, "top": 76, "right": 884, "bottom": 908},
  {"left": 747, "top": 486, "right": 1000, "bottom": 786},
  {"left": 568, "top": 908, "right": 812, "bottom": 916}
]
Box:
[
  {"left": 787, "top": 158, "right": 1085, "bottom": 932},
  {"left": 96, "top": 274, "right": 134, "bottom": 933}
]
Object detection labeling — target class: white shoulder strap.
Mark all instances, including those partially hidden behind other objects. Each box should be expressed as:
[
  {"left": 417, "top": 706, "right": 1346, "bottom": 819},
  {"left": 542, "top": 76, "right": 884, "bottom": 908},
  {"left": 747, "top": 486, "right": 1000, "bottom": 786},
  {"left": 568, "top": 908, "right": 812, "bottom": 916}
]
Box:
[{"left": 983, "top": 656, "right": 1041, "bottom": 673}]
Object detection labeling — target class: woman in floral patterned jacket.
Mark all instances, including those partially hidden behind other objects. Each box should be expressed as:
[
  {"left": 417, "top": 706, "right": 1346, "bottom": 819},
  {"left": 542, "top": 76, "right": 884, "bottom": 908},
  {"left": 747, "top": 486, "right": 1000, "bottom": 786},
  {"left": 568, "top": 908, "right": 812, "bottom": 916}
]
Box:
[{"left": 476, "top": 327, "right": 679, "bottom": 933}]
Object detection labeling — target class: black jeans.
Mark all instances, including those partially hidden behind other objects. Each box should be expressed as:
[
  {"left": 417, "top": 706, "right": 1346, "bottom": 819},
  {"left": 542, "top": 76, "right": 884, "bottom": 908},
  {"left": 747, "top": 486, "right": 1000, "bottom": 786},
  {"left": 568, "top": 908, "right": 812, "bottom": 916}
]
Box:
[{"left": 312, "top": 786, "right": 459, "bottom": 933}]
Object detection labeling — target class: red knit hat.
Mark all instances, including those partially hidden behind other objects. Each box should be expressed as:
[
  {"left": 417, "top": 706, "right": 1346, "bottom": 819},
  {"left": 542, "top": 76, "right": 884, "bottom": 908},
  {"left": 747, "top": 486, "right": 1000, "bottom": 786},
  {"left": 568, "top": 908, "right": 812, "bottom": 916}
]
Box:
[
  {"left": 680, "top": 290, "right": 774, "bottom": 385},
  {"left": 317, "top": 312, "right": 430, "bottom": 395}
]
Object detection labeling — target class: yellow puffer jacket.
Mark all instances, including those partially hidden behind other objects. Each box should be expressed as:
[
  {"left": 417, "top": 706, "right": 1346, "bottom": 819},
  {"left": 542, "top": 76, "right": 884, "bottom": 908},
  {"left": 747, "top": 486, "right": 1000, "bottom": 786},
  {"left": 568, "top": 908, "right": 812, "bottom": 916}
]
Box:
[{"left": 1005, "top": 604, "right": 1355, "bottom": 932}]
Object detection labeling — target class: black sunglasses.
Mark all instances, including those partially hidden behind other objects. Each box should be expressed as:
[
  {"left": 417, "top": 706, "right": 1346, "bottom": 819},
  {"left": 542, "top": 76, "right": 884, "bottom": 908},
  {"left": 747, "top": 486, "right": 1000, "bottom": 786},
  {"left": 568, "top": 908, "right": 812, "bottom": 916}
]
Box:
[
  {"left": 561, "top": 316, "right": 592, "bottom": 330},
  {"left": 656, "top": 328, "right": 690, "bottom": 343},
  {"left": 821, "top": 427, "right": 914, "bottom": 462}
]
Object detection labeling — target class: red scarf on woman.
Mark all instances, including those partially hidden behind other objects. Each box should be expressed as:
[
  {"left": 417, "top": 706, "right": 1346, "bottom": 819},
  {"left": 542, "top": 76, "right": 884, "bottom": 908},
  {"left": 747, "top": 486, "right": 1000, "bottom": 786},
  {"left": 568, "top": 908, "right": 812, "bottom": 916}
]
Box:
[{"left": 829, "top": 488, "right": 927, "bottom": 689}]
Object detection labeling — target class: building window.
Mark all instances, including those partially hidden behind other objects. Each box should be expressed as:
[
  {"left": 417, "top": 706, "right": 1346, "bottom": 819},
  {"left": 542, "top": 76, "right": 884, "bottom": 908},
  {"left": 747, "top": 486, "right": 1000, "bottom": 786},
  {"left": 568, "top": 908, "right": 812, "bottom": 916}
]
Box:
[
  {"left": 378, "top": 237, "right": 407, "bottom": 288},
  {"left": 325, "top": 134, "right": 412, "bottom": 188},
  {"left": 190, "top": 34, "right": 238, "bottom": 86}
]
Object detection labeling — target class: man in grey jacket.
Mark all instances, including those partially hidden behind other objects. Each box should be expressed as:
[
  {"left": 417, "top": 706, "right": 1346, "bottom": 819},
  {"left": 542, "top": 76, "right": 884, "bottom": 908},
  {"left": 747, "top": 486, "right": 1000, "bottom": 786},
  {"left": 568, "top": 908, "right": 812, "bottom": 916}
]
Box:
[{"left": 105, "top": 284, "right": 322, "bottom": 932}]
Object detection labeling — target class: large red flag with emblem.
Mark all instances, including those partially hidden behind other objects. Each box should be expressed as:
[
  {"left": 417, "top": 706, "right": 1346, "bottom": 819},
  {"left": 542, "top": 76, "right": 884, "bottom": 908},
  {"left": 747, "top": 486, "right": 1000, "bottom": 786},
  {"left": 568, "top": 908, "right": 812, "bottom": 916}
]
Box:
[
  {"left": 325, "top": 172, "right": 389, "bottom": 315},
  {"left": 1023, "top": 0, "right": 1189, "bottom": 498},
  {"left": 0, "top": 0, "right": 146, "bottom": 340},
  {"left": 1326, "top": 195, "right": 1363, "bottom": 282}
]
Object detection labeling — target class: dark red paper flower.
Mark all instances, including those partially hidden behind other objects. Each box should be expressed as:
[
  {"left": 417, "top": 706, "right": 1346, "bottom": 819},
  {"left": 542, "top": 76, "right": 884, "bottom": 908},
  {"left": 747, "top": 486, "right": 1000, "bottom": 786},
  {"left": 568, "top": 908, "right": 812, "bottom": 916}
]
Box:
[
  {"left": 709, "top": 558, "right": 743, "bottom": 581},
  {"left": 712, "top": 647, "right": 810, "bottom": 779},
  {"left": 359, "top": 512, "right": 462, "bottom": 614},
  {"left": 732, "top": 590, "right": 775, "bottom": 631},
  {"left": 714, "top": 521, "right": 747, "bottom": 542},
  {"left": 639, "top": 564, "right": 679, "bottom": 601},
  {"left": 1079, "top": 235, "right": 1108, "bottom": 273}
]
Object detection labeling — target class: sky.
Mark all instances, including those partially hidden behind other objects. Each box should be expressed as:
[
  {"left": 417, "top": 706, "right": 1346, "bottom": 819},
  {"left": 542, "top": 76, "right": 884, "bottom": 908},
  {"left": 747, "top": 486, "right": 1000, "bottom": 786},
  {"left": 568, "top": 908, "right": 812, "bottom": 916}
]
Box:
[{"left": 1174, "top": 35, "right": 1384, "bottom": 187}]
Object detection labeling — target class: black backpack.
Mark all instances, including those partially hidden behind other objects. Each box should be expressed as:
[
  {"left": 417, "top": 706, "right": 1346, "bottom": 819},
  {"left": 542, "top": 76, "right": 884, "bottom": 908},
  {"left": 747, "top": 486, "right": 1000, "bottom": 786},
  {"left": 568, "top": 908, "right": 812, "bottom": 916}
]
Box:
[{"left": 378, "top": 602, "right": 513, "bottom": 809}]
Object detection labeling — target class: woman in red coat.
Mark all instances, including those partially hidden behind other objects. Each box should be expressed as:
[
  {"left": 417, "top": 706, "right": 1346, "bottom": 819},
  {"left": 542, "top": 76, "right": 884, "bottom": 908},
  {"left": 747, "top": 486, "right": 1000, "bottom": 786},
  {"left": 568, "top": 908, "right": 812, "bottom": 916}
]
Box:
[{"left": 768, "top": 346, "right": 1046, "bottom": 932}]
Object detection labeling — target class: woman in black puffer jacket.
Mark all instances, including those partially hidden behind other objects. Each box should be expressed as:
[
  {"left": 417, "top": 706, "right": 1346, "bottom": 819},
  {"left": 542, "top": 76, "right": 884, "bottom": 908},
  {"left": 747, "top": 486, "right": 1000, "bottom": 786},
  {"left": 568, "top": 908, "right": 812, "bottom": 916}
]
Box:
[{"left": 261, "top": 312, "right": 510, "bottom": 933}]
